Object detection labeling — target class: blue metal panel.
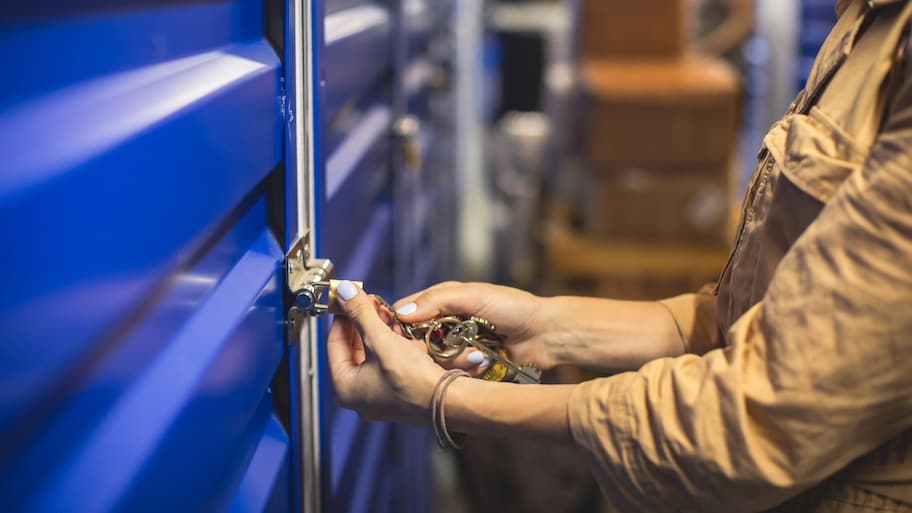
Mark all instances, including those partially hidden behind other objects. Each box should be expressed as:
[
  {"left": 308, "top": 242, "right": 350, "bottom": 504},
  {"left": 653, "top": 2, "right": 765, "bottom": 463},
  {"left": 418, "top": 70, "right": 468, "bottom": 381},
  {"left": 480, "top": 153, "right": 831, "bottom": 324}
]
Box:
[
  {"left": 1, "top": 1, "right": 290, "bottom": 512},
  {"left": 0, "top": 40, "right": 282, "bottom": 429},
  {"left": 324, "top": 4, "right": 394, "bottom": 119},
  {"left": 391, "top": 425, "right": 434, "bottom": 513},
  {"left": 0, "top": 1, "right": 266, "bottom": 109},
  {"left": 317, "top": 1, "right": 455, "bottom": 512},
  {"left": 322, "top": 105, "right": 394, "bottom": 273},
  {"left": 310, "top": 0, "right": 441, "bottom": 510},
  {"left": 335, "top": 422, "right": 393, "bottom": 513},
  {"left": 404, "top": 0, "right": 451, "bottom": 62},
  {"left": 325, "top": 104, "right": 393, "bottom": 199},
  {"left": 227, "top": 411, "right": 292, "bottom": 513},
  {"left": 372, "top": 467, "right": 398, "bottom": 513}
]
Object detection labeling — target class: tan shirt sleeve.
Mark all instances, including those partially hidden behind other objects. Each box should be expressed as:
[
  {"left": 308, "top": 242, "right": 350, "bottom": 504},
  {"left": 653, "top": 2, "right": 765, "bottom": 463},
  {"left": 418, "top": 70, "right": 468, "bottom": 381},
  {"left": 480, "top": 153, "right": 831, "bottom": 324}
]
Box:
[
  {"left": 659, "top": 283, "right": 723, "bottom": 355},
  {"left": 568, "top": 75, "right": 912, "bottom": 512}
]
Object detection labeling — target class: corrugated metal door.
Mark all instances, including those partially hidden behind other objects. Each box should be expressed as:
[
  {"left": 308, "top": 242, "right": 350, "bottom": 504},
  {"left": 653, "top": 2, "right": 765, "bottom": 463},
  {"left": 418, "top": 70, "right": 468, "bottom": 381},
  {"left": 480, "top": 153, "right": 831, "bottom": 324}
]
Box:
[
  {"left": 394, "top": 0, "right": 458, "bottom": 295},
  {"left": 390, "top": 5, "right": 459, "bottom": 511},
  {"left": 313, "top": 1, "right": 399, "bottom": 511},
  {"left": 1, "top": 0, "right": 451, "bottom": 511},
  {"left": 309, "top": 0, "right": 442, "bottom": 511},
  {"left": 0, "top": 1, "right": 290, "bottom": 513}
]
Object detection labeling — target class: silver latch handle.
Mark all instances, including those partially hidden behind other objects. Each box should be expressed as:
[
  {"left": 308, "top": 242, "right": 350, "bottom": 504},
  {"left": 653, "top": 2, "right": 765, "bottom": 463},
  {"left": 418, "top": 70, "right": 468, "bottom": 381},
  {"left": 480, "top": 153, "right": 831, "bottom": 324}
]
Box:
[
  {"left": 286, "top": 233, "right": 361, "bottom": 317},
  {"left": 293, "top": 279, "right": 363, "bottom": 316}
]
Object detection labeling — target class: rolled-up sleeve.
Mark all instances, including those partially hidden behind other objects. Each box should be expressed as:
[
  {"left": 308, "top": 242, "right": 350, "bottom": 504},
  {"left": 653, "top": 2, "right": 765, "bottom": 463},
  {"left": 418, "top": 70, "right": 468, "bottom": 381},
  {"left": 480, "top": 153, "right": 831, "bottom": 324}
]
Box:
[
  {"left": 659, "top": 283, "right": 723, "bottom": 356},
  {"left": 568, "top": 76, "right": 912, "bottom": 512}
]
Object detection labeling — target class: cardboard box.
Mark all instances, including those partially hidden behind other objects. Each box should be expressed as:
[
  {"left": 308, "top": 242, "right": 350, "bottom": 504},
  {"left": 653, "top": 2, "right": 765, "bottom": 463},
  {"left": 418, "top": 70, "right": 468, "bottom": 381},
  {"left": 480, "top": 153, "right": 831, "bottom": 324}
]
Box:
[
  {"left": 543, "top": 221, "right": 730, "bottom": 283},
  {"left": 580, "top": 0, "right": 685, "bottom": 59},
  {"left": 541, "top": 202, "right": 732, "bottom": 298},
  {"left": 583, "top": 55, "right": 740, "bottom": 167},
  {"left": 584, "top": 165, "right": 733, "bottom": 246}
]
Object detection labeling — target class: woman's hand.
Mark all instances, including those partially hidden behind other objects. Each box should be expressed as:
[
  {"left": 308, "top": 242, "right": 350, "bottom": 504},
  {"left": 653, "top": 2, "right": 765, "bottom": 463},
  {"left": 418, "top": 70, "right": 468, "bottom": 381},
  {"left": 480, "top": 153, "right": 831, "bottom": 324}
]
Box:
[
  {"left": 327, "top": 281, "right": 444, "bottom": 424},
  {"left": 394, "top": 281, "right": 687, "bottom": 375},
  {"left": 392, "top": 282, "right": 559, "bottom": 373}
]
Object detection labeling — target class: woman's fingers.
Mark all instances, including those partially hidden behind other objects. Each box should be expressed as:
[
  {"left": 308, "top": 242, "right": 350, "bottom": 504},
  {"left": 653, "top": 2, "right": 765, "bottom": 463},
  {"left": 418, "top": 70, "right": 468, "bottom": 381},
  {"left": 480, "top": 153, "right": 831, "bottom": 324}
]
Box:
[
  {"left": 327, "top": 317, "right": 362, "bottom": 370},
  {"left": 335, "top": 281, "right": 395, "bottom": 354},
  {"left": 432, "top": 348, "right": 492, "bottom": 377},
  {"left": 392, "top": 281, "right": 462, "bottom": 313},
  {"left": 462, "top": 349, "right": 493, "bottom": 377},
  {"left": 335, "top": 281, "right": 432, "bottom": 361},
  {"left": 393, "top": 282, "right": 490, "bottom": 323},
  {"left": 326, "top": 316, "right": 365, "bottom": 404}
]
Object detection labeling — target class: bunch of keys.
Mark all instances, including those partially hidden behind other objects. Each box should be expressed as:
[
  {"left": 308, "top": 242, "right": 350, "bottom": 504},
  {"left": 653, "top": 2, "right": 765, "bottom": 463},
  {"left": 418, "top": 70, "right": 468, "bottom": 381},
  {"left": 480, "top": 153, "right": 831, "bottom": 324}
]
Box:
[
  {"left": 375, "top": 297, "right": 542, "bottom": 384},
  {"left": 298, "top": 278, "right": 541, "bottom": 384}
]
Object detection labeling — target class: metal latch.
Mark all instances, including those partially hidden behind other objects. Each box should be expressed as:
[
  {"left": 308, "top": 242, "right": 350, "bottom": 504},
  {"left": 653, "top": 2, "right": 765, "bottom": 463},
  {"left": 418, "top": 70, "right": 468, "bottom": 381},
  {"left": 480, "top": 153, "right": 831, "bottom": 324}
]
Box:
[{"left": 286, "top": 233, "right": 360, "bottom": 318}]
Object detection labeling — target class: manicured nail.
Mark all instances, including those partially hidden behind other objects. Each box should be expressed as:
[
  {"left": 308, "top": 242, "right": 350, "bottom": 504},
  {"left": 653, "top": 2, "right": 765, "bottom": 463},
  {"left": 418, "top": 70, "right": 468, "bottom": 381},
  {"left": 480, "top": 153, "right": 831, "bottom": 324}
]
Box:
[
  {"left": 478, "top": 358, "right": 491, "bottom": 370},
  {"left": 337, "top": 280, "right": 358, "bottom": 301},
  {"left": 466, "top": 351, "right": 484, "bottom": 365},
  {"left": 396, "top": 302, "right": 417, "bottom": 315}
]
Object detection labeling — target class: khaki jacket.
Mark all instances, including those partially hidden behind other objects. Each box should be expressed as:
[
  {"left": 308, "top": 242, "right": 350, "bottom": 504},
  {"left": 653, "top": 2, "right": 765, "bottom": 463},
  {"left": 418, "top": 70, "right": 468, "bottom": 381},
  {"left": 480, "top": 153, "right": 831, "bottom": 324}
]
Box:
[{"left": 568, "top": 1, "right": 912, "bottom": 511}]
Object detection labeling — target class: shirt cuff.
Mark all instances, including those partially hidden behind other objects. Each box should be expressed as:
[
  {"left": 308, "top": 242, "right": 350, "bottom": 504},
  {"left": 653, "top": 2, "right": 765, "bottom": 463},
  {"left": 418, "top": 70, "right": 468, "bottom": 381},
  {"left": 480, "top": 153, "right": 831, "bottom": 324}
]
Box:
[
  {"left": 659, "top": 286, "right": 722, "bottom": 355},
  {"left": 659, "top": 293, "right": 697, "bottom": 352}
]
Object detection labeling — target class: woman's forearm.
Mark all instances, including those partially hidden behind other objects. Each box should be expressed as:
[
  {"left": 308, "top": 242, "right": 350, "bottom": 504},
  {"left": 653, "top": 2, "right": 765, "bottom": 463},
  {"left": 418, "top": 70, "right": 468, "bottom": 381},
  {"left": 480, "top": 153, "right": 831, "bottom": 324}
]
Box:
[
  {"left": 440, "top": 297, "right": 684, "bottom": 441},
  {"left": 539, "top": 296, "right": 685, "bottom": 373},
  {"left": 446, "top": 379, "right": 576, "bottom": 443}
]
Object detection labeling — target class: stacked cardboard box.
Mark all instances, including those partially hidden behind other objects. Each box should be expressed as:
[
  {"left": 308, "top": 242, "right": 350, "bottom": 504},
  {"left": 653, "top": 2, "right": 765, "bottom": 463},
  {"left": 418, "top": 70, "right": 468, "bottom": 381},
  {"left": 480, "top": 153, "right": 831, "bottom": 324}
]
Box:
[
  {"left": 582, "top": 55, "right": 740, "bottom": 246},
  {"left": 543, "top": 216, "right": 731, "bottom": 297},
  {"left": 545, "top": 0, "right": 741, "bottom": 296},
  {"left": 583, "top": 57, "right": 739, "bottom": 166},
  {"left": 578, "top": 0, "right": 740, "bottom": 245},
  {"left": 580, "top": 0, "right": 685, "bottom": 59}
]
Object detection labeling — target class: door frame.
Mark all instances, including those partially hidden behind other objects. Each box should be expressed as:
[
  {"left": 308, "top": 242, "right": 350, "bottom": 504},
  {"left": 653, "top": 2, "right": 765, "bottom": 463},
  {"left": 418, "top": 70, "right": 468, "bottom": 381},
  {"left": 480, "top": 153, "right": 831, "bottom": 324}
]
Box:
[{"left": 285, "top": 0, "right": 321, "bottom": 510}]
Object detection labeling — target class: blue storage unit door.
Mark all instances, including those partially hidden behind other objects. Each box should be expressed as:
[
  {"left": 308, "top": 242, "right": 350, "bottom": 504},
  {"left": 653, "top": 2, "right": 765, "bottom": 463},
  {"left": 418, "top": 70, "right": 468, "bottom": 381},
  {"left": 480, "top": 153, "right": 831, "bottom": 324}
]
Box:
[
  {"left": 308, "top": 0, "right": 446, "bottom": 511},
  {"left": 390, "top": 3, "right": 459, "bottom": 512},
  {"left": 312, "top": 0, "right": 400, "bottom": 512},
  {"left": 394, "top": 0, "right": 458, "bottom": 296},
  {"left": 0, "top": 2, "right": 292, "bottom": 512}
]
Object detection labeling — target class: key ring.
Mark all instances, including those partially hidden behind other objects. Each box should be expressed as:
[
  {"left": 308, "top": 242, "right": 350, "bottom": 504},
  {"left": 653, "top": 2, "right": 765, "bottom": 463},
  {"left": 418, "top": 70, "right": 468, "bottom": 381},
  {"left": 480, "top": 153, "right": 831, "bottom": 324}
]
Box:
[{"left": 370, "top": 294, "right": 541, "bottom": 384}]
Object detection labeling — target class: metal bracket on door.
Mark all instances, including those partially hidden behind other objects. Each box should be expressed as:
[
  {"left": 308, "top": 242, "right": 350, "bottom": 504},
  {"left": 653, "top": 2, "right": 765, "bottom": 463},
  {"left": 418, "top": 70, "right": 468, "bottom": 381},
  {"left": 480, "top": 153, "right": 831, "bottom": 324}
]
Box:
[
  {"left": 283, "top": 232, "right": 323, "bottom": 513},
  {"left": 285, "top": 232, "right": 360, "bottom": 334},
  {"left": 286, "top": 233, "right": 334, "bottom": 315}
]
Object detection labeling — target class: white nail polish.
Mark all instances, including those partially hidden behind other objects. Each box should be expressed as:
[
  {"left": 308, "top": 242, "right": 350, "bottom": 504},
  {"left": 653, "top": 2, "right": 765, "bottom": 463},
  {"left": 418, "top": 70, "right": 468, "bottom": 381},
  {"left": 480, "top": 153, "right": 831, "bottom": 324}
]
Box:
[
  {"left": 478, "top": 358, "right": 491, "bottom": 370},
  {"left": 337, "top": 280, "right": 358, "bottom": 301},
  {"left": 396, "top": 302, "right": 417, "bottom": 315},
  {"left": 466, "top": 351, "right": 484, "bottom": 365}
]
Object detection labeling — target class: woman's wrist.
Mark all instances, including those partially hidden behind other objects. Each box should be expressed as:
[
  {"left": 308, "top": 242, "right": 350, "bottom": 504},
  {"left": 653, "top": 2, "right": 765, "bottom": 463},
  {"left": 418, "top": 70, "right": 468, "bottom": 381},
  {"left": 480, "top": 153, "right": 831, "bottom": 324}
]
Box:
[
  {"left": 444, "top": 378, "right": 575, "bottom": 442},
  {"left": 418, "top": 365, "right": 446, "bottom": 411},
  {"left": 526, "top": 296, "right": 562, "bottom": 366},
  {"left": 531, "top": 297, "right": 687, "bottom": 373},
  {"left": 535, "top": 296, "right": 588, "bottom": 368}
]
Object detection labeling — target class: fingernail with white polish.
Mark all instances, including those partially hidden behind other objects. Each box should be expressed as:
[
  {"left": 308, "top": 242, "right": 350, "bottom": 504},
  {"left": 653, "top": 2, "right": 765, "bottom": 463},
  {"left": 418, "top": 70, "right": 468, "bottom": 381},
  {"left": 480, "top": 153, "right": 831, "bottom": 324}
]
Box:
[
  {"left": 396, "top": 302, "right": 417, "bottom": 315},
  {"left": 466, "top": 351, "right": 485, "bottom": 365},
  {"left": 337, "top": 280, "right": 358, "bottom": 301},
  {"left": 478, "top": 358, "right": 491, "bottom": 370}
]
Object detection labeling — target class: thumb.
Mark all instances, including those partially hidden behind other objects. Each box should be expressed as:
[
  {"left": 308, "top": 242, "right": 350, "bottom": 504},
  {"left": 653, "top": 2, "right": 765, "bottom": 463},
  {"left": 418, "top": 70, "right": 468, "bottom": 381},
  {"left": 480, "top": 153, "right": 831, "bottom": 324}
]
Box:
[{"left": 335, "top": 280, "right": 392, "bottom": 352}]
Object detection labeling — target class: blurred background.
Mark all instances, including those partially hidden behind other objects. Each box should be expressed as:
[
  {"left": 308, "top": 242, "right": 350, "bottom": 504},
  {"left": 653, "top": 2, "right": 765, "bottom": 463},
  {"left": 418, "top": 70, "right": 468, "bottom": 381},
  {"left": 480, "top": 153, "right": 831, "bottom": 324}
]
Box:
[
  {"left": 438, "top": 0, "right": 834, "bottom": 512},
  {"left": 0, "top": 0, "right": 837, "bottom": 512}
]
